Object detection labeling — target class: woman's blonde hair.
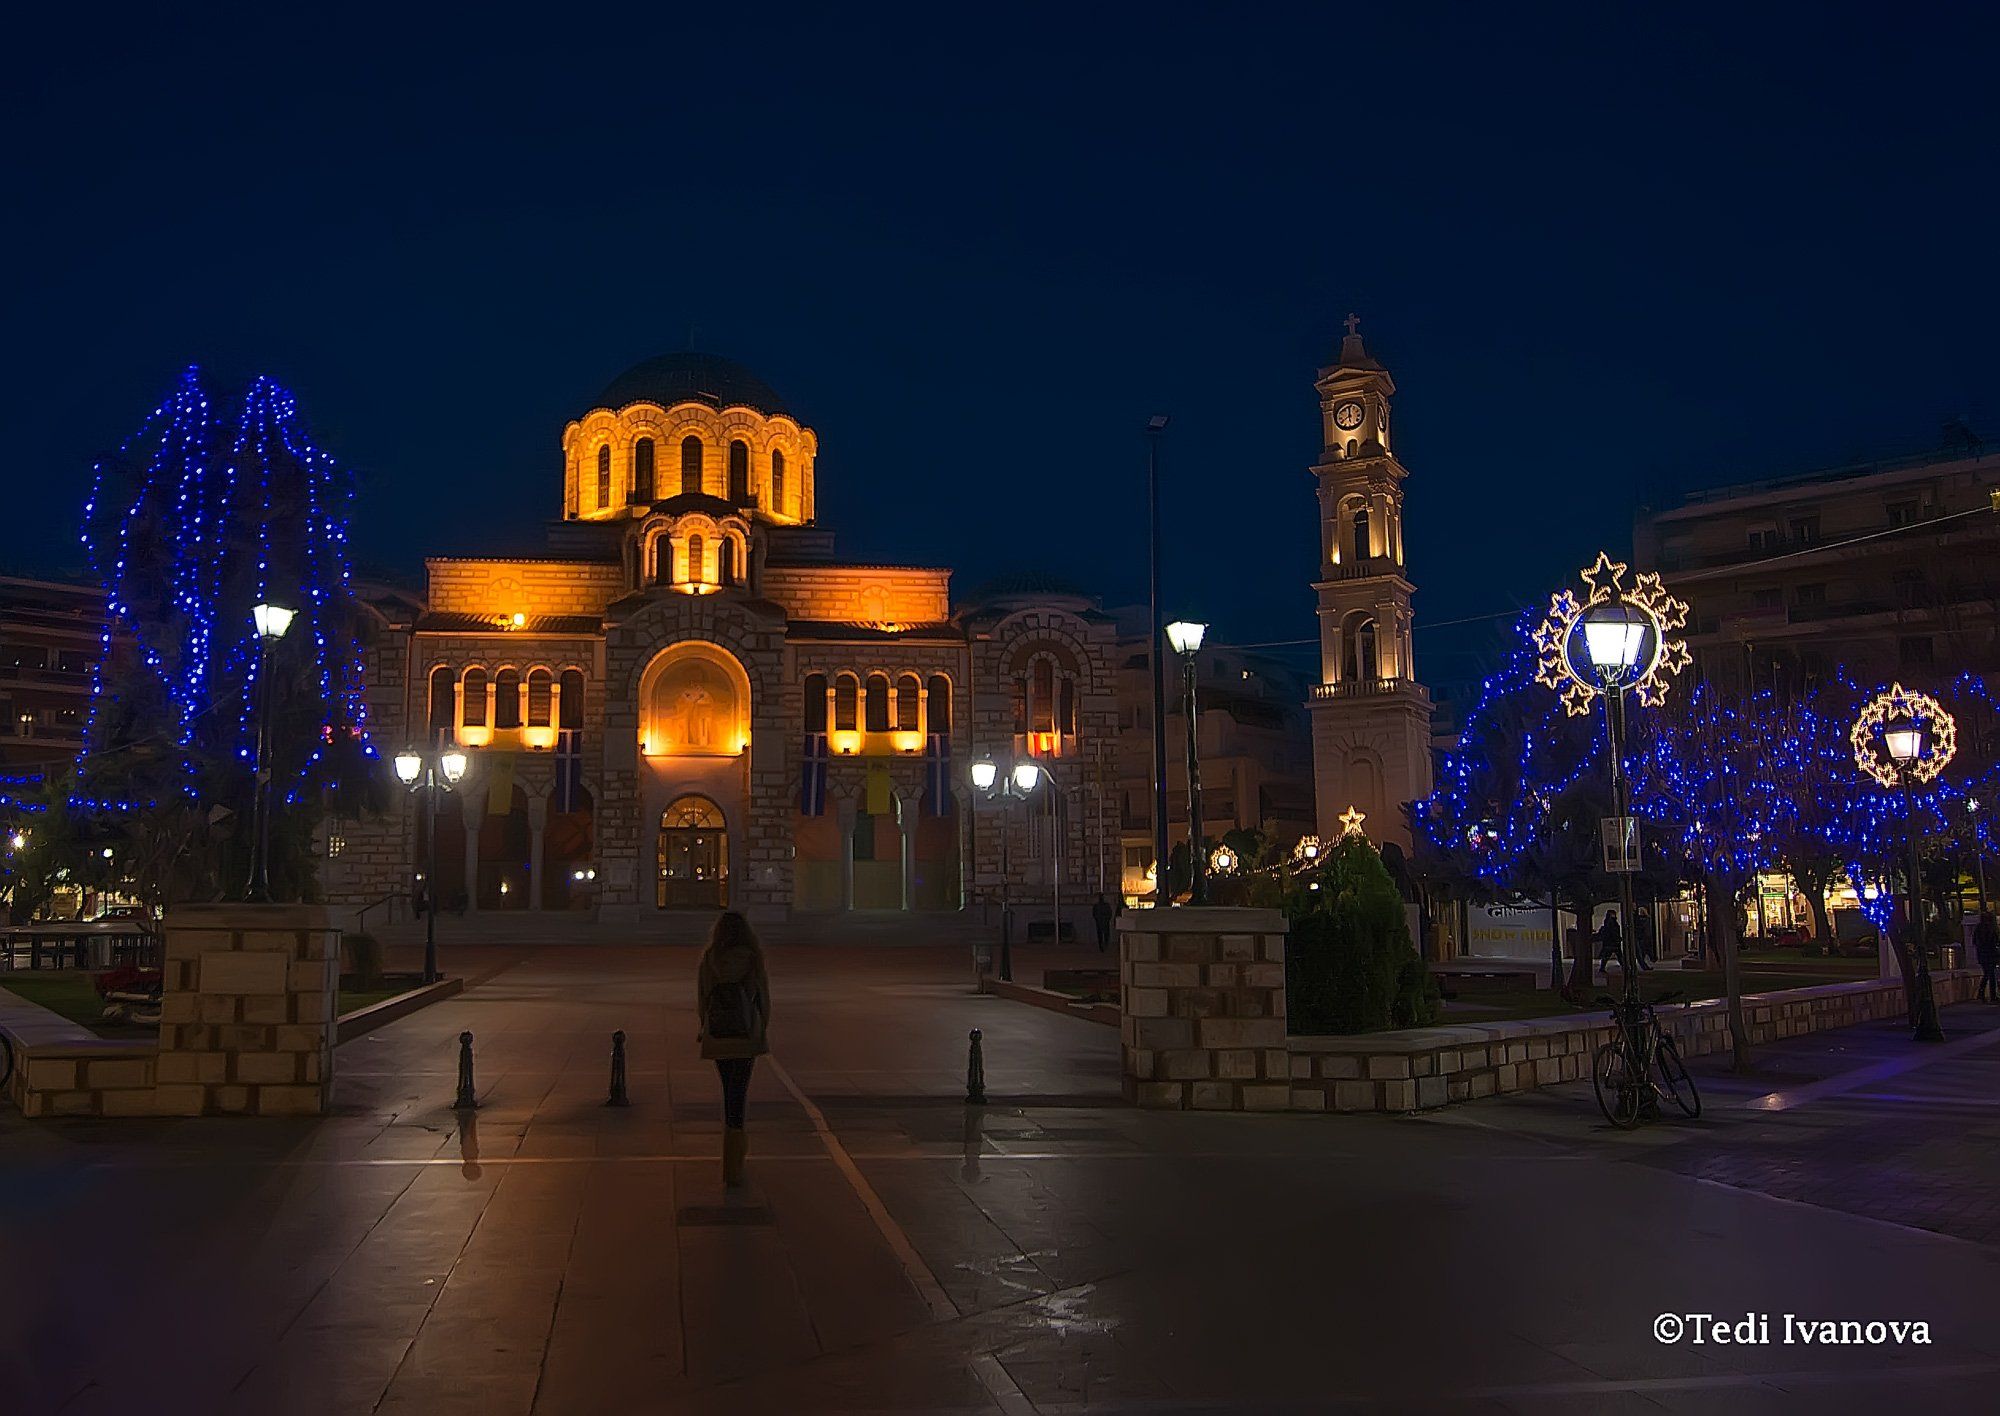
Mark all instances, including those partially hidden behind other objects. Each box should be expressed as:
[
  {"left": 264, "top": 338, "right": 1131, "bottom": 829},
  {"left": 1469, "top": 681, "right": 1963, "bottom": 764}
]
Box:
[{"left": 708, "top": 909, "right": 759, "bottom": 953}]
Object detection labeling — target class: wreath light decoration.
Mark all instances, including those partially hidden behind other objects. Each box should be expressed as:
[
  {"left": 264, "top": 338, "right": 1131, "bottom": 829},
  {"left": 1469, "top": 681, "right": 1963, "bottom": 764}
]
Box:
[
  {"left": 1849, "top": 683, "right": 1956, "bottom": 789},
  {"left": 1530, "top": 551, "right": 1691, "bottom": 716}
]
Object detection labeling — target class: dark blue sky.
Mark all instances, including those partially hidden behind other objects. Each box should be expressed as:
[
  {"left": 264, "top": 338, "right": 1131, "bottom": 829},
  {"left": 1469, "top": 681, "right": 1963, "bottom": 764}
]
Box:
[{"left": 8, "top": 5, "right": 1997, "bottom": 693}]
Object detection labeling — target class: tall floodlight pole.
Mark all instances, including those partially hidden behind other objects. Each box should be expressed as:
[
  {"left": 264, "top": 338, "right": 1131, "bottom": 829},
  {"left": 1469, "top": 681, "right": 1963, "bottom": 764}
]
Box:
[{"left": 1145, "top": 415, "right": 1171, "bottom": 904}]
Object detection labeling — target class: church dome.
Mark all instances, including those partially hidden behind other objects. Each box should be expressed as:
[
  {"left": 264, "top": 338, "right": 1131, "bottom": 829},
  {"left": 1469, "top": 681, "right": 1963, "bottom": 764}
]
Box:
[{"left": 593, "top": 353, "right": 791, "bottom": 417}]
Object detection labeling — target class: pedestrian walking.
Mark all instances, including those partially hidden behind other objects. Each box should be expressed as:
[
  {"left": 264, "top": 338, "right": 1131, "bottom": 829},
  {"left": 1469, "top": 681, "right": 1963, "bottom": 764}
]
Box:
[
  {"left": 1091, "top": 893, "right": 1115, "bottom": 953},
  {"left": 697, "top": 910, "right": 771, "bottom": 1188},
  {"left": 1634, "top": 906, "right": 1657, "bottom": 972},
  {"left": 1596, "top": 908, "right": 1623, "bottom": 980},
  {"left": 1976, "top": 909, "right": 1999, "bottom": 1003}
]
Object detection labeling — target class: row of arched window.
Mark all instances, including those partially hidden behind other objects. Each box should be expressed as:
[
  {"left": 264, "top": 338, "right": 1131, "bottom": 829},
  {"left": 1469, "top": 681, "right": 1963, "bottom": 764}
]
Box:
[
  {"left": 429, "top": 665, "right": 587, "bottom": 737},
  {"left": 648, "top": 527, "right": 747, "bottom": 588},
  {"left": 591, "top": 436, "right": 790, "bottom": 515},
  {"left": 804, "top": 672, "right": 952, "bottom": 738}
]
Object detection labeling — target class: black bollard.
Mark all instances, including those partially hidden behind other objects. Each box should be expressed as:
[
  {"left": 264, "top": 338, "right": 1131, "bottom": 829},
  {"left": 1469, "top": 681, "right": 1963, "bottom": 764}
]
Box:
[
  {"left": 607, "top": 1029, "right": 630, "bottom": 1107},
  {"left": 965, "top": 1027, "right": 988, "bottom": 1105},
  {"left": 453, "top": 1030, "right": 479, "bottom": 1110}
]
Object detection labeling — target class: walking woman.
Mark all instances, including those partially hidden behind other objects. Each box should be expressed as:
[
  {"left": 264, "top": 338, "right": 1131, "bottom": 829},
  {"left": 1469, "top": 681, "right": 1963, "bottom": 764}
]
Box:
[{"left": 697, "top": 911, "right": 770, "bottom": 1187}]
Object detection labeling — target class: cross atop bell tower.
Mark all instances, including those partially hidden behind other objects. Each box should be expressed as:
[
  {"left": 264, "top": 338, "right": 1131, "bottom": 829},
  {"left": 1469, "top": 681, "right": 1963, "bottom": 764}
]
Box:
[{"left": 1305, "top": 319, "right": 1433, "bottom": 851}]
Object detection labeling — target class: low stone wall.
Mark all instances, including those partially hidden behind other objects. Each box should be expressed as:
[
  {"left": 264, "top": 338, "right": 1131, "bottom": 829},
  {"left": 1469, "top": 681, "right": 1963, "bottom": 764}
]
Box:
[
  {"left": 1119, "top": 907, "right": 1292, "bottom": 1110},
  {"left": 0, "top": 989, "right": 158, "bottom": 1118},
  {"left": 1287, "top": 969, "right": 1983, "bottom": 1113}
]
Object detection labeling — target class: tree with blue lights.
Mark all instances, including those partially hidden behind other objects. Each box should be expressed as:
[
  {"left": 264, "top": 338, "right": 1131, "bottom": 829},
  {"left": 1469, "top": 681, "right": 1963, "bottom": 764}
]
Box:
[{"left": 73, "top": 367, "right": 380, "bottom": 904}]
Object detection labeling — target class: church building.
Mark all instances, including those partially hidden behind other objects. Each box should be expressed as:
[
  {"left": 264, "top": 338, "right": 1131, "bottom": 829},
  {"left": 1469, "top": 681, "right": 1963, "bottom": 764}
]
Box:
[{"left": 331, "top": 354, "right": 1120, "bottom": 926}]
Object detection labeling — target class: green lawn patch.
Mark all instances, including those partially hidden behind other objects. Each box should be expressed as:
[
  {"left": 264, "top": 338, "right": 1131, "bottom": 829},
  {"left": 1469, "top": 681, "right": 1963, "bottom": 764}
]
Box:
[
  {"left": 1441, "top": 967, "right": 1882, "bottom": 1024},
  {"left": 1, "top": 973, "right": 429, "bottom": 1038}
]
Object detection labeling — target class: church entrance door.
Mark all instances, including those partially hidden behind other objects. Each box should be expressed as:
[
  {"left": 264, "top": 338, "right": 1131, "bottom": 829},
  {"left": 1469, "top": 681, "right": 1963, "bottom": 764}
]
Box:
[{"left": 658, "top": 795, "right": 729, "bottom": 909}]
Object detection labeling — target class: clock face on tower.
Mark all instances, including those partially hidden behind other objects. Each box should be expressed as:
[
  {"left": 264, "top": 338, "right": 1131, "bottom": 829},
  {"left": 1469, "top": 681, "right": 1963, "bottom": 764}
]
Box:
[{"left": 1334, "top": 402, "right": 1365, "bottom": 430}]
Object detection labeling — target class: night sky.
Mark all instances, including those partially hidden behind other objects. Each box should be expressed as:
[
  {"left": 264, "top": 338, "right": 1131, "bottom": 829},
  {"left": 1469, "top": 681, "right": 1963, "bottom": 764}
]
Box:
[{"left": 8, "top": 5, "right": 1998, "bottom": 696}]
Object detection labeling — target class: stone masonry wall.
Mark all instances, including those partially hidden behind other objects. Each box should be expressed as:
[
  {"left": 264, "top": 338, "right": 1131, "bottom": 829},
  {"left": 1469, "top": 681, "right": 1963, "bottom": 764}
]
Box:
[{"left": 1119, "top": 907, "right": 1291, "bottom": 1110}]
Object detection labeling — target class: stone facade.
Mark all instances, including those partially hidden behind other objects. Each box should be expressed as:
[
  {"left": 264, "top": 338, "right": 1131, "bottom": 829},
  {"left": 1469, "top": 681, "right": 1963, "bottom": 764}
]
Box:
[
  {"left": 324, "top": 353, "right": 1121, "bottom": 930},
  {"left": 1118, "top": 907, "right": 1292, "bottom": 1110}
]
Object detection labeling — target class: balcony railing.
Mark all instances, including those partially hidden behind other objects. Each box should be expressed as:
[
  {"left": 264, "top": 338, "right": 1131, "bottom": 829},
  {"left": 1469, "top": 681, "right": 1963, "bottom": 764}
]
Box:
[
  {"left": 1311, "top": 677, "right": 1413, "bottom": 701},
  {"left": 1325, "top": 556, "right": 1403, "bottom": 581}
]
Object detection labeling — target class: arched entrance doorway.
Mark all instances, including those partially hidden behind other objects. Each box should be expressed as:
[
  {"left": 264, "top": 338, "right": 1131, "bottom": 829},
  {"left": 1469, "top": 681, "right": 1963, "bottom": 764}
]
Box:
[{"left": 658, "top": 795, "right": 728, "bottom": 909}]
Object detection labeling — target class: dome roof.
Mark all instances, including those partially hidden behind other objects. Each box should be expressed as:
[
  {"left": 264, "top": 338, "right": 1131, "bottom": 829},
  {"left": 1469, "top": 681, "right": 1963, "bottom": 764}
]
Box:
[{"left": 593, "top": 352, "right": 791, "bottom": 417}]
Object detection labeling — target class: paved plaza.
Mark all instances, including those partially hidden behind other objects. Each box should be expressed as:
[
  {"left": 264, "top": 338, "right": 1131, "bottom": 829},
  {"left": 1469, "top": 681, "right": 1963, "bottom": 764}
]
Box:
[{"left": 6, "top": 941, "right": 2000, "bottom": 1414}]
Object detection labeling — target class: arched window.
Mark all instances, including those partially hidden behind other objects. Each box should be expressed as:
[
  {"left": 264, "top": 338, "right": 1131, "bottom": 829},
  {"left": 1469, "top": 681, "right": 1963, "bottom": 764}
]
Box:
[
  {"left": 632, "top": 438, "right": 655, "bottom": 502},
  {"left": 864, "top": 673, "right": 891, "bottom": 733},
  {"left": 687, "top": 534, "right": 706, "bottom": 584},
  {"left": 833, "top": 673, "right": 859, "bottom": 732},
  {"left": 527, "top": 668, "right": 555, "bottom": 728},
  {"left": 925, "top": 674, "right": 951, "bottom": 736},
  {"left": 771, "top": 449, "right": 786, "bottom": 515},
  {"left": 803, "top": 673, "right": 829, "bottom": 734},
  {"left": 427, "top": 666, "right": 457, "bottom": 744},
  {"left": 1059, "top": 676, "right": 1076, "bottom": 735},
  {"left": 680, "top": 436, "right": 703, "bottom": 495},
  {"left": 728, "top": 440, "right": 750, "bottom": 502},
  {"left": 652, "top": 534, "right": 672, "bottom": 585},
  {"left": 462, "top": 668, "right": 489, "bottom": 729},
  {"left": 894, "top": 673, "right": 922, "bottom": 732},
  {"left": 717, "top": 535, "right": 736, "bottom": 587},
  {"left": 596, "top": 445, "right": 612, "bottom": 509},
  {"left": 494, "top": 668, "right": 522, "bottom": 730},
  {"left": 1031, "top": 659, "right": 1056, "bottom": 734},
  {"left": 1343, "top": 613, "right": 1378, "bottom": 682},
  {"left": 1352, "top": 505, "right": 1371, "bottom": 559},
  {"left": 558, "top": 669, "right": 585, "bottom": 729}
]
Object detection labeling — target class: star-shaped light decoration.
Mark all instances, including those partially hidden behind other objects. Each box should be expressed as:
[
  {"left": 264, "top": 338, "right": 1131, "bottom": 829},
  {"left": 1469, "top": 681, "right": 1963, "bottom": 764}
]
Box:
[
  {"left": 1529, "top": 551, "right": 1692, "bottom": 718},
  {"left": 1338, "top": 805, "right": 1367, "bottom": 837},
  {"left": 1849, "top": 682, "right": 1957, "bottom": 789}
]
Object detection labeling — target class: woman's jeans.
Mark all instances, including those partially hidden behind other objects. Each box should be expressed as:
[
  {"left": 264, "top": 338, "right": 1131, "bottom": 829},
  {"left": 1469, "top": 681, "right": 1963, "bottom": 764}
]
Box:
[
  {"left": 1980, "top": 961, "right": 1997, "bottom": 1002},
  {"left": 715, "top": 1058, "right": 754, "bottom": 1129}
]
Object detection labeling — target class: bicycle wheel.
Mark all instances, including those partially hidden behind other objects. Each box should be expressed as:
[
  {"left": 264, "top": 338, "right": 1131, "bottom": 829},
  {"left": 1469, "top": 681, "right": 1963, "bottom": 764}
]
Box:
[
  {"left": 0, "top": 1031, "right": 13, "bottom": 1091},
  {"left": 1654, "top": 1035, "right": 1700, "bottom": 1119},
  {"left": 1592, "top": 1038, "right": 1643, "bottom": 1129}
]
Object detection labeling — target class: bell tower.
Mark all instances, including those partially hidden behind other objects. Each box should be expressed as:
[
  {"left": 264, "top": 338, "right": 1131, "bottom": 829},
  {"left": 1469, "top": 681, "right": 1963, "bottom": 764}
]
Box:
[{"left": 1307, "top": 317, "right": 1433, "bottom": 851}]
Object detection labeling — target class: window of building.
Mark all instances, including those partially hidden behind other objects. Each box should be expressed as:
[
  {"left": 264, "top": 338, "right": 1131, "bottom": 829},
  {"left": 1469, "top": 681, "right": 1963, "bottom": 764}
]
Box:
[
  {"left": 1793, "top": 583, "right": 1826, "bottom": 609},
  {"left": 864, "top": 673, "right": 891, "bottom": 733},
  {"left": 687, "top": 534, "right": 705, "bottom": 583},
  {"left": 428, "top": 666, "right": 457, "bottom": 742},
  {"left": 728, "top": 440, "right": 750, "bottom": 502},
  {"left": 596, "top": 445, "right": 612, "bottom": 509},
  {"left": 56, "top": 650, "right": 88, "bottom": 675},
  {"left": 1752, "top": 587, "right": 1782, "bottom": 610},
  {"left": 803, "top": 673, "right": 829, "bottom": 734},
  {"left": 1352, "top": 506, "right": 1372, "bottom": 559},
  {"left": 494, "top": 668, "right": 522, "bottom": 730},
  {"left": 1747, "top": 526, "right": 1781, "bottom": 553},
  {"left": 925, "top": 674, "right": 951, "bottom": 736},
  {"left": 894, "top": 674, "right": 921, "bottom": 732},
  {"left": 771, "top": 449, "right": 786, "bottom": 514},
  {"left": 833, "top": 674, "right": 859, "bottom": 732},
  {"left": 1893, "top": 569, "right": 1927, "bottom": 607},
  {"left": 462, "top": 668, "right": 489, "bottom": 728},
  {"left": 1788, "top": 515, "right": 1820, "bottom": 545},
  {"left": 527, "top": 668, "right": 554, "bottom": 728},
  {"left": 558, "top": 669, "right": 585, "bottom": 729},
  {"left": 1887, "top": 500, "right": 1919, "bottom": 527},
  {"left": 633, "top": 438, "right": 655, "bottom": 502},
  {"left": 1899, "top": 635, "right": 1934, "bottom": 667},
  {"left": 1031, "top": 660, "right": 1055, "bottom": 734},
  {"left": 717, "top": 536, "right": 736, "bottom": 587},
  {"left": 681, "top": 436, "right": 703, "bottom": 495}
]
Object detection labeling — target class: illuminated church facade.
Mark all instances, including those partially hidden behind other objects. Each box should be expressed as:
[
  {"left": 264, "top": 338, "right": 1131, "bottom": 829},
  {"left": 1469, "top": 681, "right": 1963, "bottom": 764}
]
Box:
[{"left": 331, "top": 354, "right": 1120, "bottom": 925}]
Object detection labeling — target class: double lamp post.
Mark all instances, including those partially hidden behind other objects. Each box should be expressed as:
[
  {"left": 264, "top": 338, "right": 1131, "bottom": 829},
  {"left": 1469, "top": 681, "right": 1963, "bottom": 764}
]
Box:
[{"left": 394, "top": 745, "right": 469, "bottom": 984}]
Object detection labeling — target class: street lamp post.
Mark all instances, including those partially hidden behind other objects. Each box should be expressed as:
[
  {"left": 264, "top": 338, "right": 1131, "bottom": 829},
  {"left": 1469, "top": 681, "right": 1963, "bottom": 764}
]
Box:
[
  {"left": 1967, "top": 798, "right": 1988, "bottom": 913},
  {"left": 1145, "top": 415, "right": 1171, "bottom": 905},
  {"left": 971, "top": 755, "right": 1047, "bottom": 982},
  {"left": 243, "top": 602, "right": 296, "bottom": 902},
  {"left": 1166, "top": 619, "right": 1209, "bottom": 905},
  {"left": 1849, "top": 684, "right": 1955, "bottom": 1043},
  {"left": 394, "top": 746, "right": 469, "bottom": 984}
]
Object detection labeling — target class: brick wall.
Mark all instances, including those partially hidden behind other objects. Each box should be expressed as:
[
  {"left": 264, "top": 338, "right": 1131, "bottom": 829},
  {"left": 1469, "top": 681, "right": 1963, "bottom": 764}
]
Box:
[{"left": 1118, "top": 907, "right": 1292, "bottom": 1110}]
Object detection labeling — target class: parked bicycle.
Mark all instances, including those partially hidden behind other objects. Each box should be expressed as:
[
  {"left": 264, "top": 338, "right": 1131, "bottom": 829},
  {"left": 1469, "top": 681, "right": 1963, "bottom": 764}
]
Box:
[{"left": 1591, "top": 990, "right": 1700, "bottom": 1129}]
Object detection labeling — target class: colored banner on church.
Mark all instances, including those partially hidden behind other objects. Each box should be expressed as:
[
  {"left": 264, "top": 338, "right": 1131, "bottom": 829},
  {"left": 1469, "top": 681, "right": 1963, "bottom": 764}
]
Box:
[
  {"left": 800, "top": 733, "right": 829, "bottom": 816},
  {"left": 923, "top": 732, "right": 952, "bottom": 816},
  {"left": 485, "top": 751, "right": 516, "bottom": 814},
  {"left": 554, "top": 730, "right": 583, "bottom": 814},
  {"left": 864, "top": 763, "right": 892, "bottom": 816}
]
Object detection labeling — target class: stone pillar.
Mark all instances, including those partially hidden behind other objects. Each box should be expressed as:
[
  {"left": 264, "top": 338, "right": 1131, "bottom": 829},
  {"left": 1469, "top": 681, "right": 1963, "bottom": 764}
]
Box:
[
  {"left": 527, "top": 795, "right": 549, "bottom": 910},
  {"left": 462, "top": 790, "right": 483, "bottom": 914},
  {"left": 1118, "top": 906, "right": 1290, "bottom": 1111},
  {"left": 837, "top": 796, "right": 857, "bottom": 912},
  {"left": 153, "top": 903, "right": 339, "bottom": 1116},
  {"left": 898, "top": 794, "right": 917, "bottom": 911}
]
